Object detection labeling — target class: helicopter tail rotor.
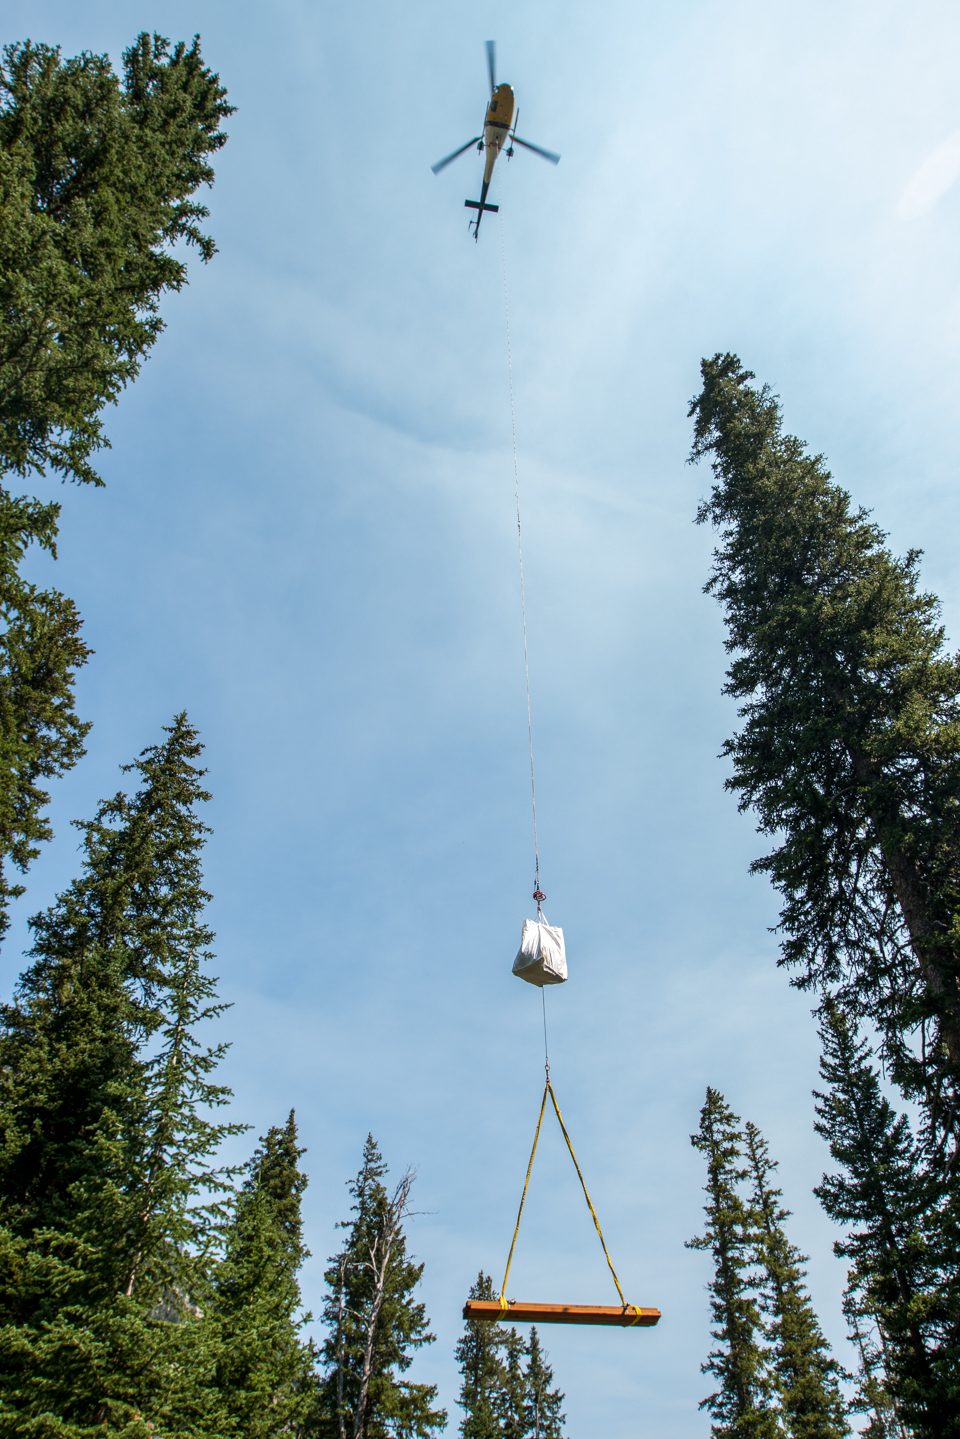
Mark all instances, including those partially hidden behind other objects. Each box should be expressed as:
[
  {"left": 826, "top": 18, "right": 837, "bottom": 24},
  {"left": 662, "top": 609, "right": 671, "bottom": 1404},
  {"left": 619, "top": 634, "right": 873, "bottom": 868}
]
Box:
[{"left": 486, "top": 40, "right": 496, "bottom": 95}]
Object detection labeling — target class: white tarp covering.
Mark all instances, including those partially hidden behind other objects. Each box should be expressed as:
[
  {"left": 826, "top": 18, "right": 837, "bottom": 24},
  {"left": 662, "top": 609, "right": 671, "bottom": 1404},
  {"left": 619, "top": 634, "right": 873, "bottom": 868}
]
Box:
[{"left": 512, "top": 917, "right": 568, "bottom": 987}]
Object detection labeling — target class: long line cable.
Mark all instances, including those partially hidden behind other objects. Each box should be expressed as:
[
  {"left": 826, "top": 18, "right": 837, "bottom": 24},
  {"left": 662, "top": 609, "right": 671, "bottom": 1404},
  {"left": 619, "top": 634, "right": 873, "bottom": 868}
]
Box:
[
  {"left": 498, "top": 175, "right": 542, "bottom": 912},
  {"left": 492, "top": 173, "right": 645, "bottom": 1326}
]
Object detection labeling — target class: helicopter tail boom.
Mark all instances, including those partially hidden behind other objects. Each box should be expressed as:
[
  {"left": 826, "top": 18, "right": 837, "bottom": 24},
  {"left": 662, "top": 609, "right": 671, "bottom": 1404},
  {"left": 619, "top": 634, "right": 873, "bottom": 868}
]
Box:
[{"left": 466, "top": 177, "right": 498, "bottom": 239}]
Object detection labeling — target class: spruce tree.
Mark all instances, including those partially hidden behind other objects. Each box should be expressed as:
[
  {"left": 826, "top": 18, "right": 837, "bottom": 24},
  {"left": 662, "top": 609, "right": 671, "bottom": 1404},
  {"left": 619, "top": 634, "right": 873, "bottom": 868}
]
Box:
[
  {"left": 0, "top": 33, "right": 232, "bottom": 488},
  {"left": 689, "top": 353, "right": 960, "bottom": 1157},
  {"left": 813, "top": 1004, "right": 958, "bottom": 1437},
  {"left": 843, "top": 1291, "right": 906, "bottom": 1439},
  {"left": 0, "top": 492, "right": 90, "bottom": 941},
  {"left": 743, "top": 1121, "right": 848, "bottom": 1439},
  {"left": 318, "top": 1135, "right": 446, "bottom": 1439},
  {"left": 210, "top": 1111, "right": 317, "bottom": 1436},
  {"left": 0, "top": 714, "right": 243, "bottom": 1436},
  {"left": 523, "top": 1328, "right": 565, "bottom": 1439},
  {"left": 456, "top": 1303, "right": 567, "bottom": 1439},
  {"left": 0, "top": 32, "right": 231, "bottom": 932},
  {"left": 687, "top": 1088, "right": 778, "bottom": 1439},
  {"left": 496, "top": 1327, "right": 529, "bottom": 1439},
  {"left": 455, "top": 1271, "right": 506, "bottom": 1439}
]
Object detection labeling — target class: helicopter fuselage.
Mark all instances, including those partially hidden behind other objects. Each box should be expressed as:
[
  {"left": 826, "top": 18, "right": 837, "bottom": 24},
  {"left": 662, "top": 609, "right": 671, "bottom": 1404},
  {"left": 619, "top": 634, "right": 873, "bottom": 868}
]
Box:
[{"left": 482, "top": 83, "right": 515, "bottom": 183}]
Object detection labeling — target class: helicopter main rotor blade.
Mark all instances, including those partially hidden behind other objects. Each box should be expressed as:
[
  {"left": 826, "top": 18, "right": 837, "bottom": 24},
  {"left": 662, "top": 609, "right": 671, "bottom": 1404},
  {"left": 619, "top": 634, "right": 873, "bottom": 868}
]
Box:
[
  {"left": 431, "top": 137, "right": 482, "bottom": 174},
  {"left": 486, "top": 40, "right": 496, "bottom": 95},
  {"left": 512, "top": 135, "right": 561, "bottom": 165}
]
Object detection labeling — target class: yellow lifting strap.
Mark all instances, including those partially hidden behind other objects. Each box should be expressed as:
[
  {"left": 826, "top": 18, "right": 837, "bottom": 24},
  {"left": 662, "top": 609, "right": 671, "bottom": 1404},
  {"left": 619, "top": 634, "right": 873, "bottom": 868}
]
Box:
[{"left": 498, "top": 1079, "right": 643, "bottom": 1323}]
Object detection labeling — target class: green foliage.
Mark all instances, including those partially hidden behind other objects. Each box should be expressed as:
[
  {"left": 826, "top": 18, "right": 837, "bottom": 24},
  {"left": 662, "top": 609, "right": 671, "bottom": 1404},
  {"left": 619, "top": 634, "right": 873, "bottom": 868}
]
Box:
[
  {"left": 521, "top": 1328, "right": 565, "bottom": 1439},
  {"left": 843, "top": 1291, "right": 907, "bottom": 1439},
  {"left": 0, "top": 28, "right": 231, "bottom": 940},
  {"left": 210, "top": 1112, "right": 318, "bottom": 1436},
  {"left": 0, "top": 33, "right": 232, "bottom": 488},
  {"left": 318, "top": 1135, "right": 445, "bottom": 1439},
  {"left": 455, "top": 1276, "right": 568, "bottom": 1439},
  {"left": 687, "top": 1088, "right": 778, "bottom": 1439},
  {"left": 0, "top": 491, "right": 90, "bottom": 940},
  {"left": 743, "top": 1122, "right": 848, "bottom": 1439},
  {"left": 0, "top": 715, "right": 244, "bottom": 1435},
  {"left": 455, "top": 1272, "right": 506, "bottom": 1439},
  {"left": 115, "top": 718, "right": 243, "bottom": 1296},
  {"left": 689, "top": 354, "right": 960, "bottom": 1148},
  {"left": 497, "top": 1328, "right": 528, "bottom": 1439},
  {"left": 814, "top": 1004, "right": 960, "bottom": 1437}
]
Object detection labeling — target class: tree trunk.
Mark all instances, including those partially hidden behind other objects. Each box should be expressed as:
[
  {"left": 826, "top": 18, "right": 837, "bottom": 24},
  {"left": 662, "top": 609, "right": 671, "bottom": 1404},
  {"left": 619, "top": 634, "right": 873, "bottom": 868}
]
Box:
[
  {"left": 846, "top": 743, "right": 960, "bottom": 1085},
  {"left": 352, "top": 1170, "right": 414, "bottom": 1439},
  {"left": 335, "top": 1255, "right": 348, "bottom": 1439}
]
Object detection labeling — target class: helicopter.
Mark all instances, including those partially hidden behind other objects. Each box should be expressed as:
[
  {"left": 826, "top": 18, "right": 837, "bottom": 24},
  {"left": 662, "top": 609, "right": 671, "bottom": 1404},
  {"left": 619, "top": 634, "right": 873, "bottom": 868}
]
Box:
[{"left": 431, "top": 41, "right": 560, "bottom": 239}]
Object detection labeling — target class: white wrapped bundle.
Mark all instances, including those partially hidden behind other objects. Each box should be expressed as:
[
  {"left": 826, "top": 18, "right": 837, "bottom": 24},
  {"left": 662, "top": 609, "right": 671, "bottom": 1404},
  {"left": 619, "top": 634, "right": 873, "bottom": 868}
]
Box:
[{"left": 512, "top": 917, "right": 567, "bottom": 987}]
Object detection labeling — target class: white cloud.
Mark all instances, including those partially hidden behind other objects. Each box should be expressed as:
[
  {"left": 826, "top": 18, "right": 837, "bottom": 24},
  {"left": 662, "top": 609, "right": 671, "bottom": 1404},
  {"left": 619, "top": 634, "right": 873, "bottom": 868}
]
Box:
[{"left": 898, "top": 129, "right": 960, "bottom": 219}]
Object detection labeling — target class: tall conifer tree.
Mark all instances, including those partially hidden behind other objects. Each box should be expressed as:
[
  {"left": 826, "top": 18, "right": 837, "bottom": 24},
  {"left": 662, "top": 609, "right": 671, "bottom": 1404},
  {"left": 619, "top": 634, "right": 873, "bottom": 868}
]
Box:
[
  {"left": 0, "top": 33, "right": 232, "bottom": 488},
  {"left": 813, "top": 1005, "right": 957, "bottom": 1437},
  {"left": 842, "top": 1291, "right": 906, "bottom": 1439},
  {"left": 0, "top": 494, "right": 90, "bottom": 940},
  {"left": 743, "top": 1122, "right": 848, "bottom": 1439},
  {"left": 455, "top": 1283, "right": 567, "bottom": 1439},
  {"left": 0, "top": 715, "right": 242, "bottom": 1435},
  {"left": 455, "top": 1272, "right": 506, "bottom": 1439},
  {"left": 687, "top": 1088, "right": 777, "bottom": 1439},
  {"left": 318, "top": 1136, "right": 445, "bottom": 1439},
  {"left": 497, "top": 1328, "right": 529, "bottom": 1439},
  {"left": 0, "top": 33, "right": 232, "bottom": 932},
  {"left": 689, "top": 353, "right": 960, "bottom": 1156},
  {"left": 210, "top": 1111, "right": 317, "bottom": 1436},
  {"left": 522, "top": 1328, "right": 565, "bottom": 1439}
]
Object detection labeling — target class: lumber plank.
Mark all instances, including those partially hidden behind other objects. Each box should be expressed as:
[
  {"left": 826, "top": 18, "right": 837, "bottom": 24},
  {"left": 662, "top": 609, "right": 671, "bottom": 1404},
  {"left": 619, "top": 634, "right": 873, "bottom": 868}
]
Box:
[{"left": 462, "top": 1299, "right": 660, "bottom": 1327}]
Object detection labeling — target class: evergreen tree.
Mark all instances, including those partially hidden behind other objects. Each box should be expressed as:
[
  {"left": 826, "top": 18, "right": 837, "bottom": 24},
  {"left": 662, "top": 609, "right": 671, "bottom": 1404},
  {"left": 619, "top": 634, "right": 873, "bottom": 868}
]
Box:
[
  {"left": 842, "top": 1290, "right": 906, "bottom": 1439},
  {"left": 0, "top": 492, "right": 90, "bottom": 941},
  {"left": 319, "top": 1135, "right": 446, "bottom": 1439},
  {"left": 455, "top": 1271, "right": 506, "bottom": 1439},
  {"left": 0, "top": 32, "right": 231, "bottom": 931},
  {"left": 0, "top": 714, "right": 243, "bottom": 1435},
  {"left": 689, "top": 353, "right": 960, "bottom": 1153},
  {"left": 687, "top": 1088, "right": 778, "bottom": 1439},
  {"left": 497, "top": 1327, "right": 528, "bottom": 1439},
  {"left": 522, "top": 1328, "right": 565, "bottom": 1439},
  {"left": 813, "top": 1004, "right": 958, "bottom": 1437},
  {"left": 455, "top": 1281, "right": 567, "bottom": 1439},
  {"left": 211, "top": 1111, "right": 317, "bottom": 1436},
  {"left": 0, "top": 33, "right": 232, "bottom": 488},
  {"left": 743, "top": 1121, "right": 848, "bottom": 1439}
]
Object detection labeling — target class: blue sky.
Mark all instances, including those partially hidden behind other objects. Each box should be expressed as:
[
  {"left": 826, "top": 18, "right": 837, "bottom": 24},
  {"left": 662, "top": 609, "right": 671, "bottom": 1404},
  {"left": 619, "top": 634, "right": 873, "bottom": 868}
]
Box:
[{"left": 6, "top": 0, "right": 960, "bottom": 1432}]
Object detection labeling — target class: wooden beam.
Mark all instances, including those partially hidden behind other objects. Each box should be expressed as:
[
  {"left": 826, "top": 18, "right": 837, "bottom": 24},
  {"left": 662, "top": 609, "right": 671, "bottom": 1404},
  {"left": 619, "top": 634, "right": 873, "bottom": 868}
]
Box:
[{"left": 462, "top": 1299, "right": 661, "bottom": 1328}]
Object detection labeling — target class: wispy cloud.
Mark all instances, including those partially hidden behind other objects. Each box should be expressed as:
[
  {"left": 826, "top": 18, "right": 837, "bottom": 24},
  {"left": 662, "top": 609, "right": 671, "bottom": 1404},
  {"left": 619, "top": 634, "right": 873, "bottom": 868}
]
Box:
[{"left": 898, "top": 130, "right": 960, "bottom": 219}]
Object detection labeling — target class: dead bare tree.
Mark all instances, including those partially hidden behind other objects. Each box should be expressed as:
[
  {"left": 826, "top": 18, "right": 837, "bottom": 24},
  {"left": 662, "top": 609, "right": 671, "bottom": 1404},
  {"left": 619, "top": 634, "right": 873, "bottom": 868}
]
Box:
[
  {"left": 321, "top": 1139, "right": 443, "bottom": 1439},
  {"left": 344, "top": 1167, "right": 417, "bottom": 1439}
]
